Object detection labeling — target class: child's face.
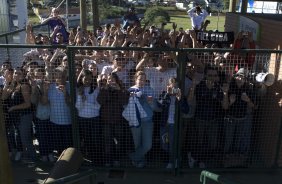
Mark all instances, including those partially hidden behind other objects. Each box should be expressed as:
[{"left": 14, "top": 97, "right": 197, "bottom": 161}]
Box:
[{"left": 107, "top": 75, "right": 117, "bottom": 86}]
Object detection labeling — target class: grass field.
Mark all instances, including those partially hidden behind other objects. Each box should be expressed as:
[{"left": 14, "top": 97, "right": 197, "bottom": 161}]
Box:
[
  {"left": 169, "top": 14, "right": 226, "bottom": 31},
  {"left": 28, "top": 6, "right": 226, "bottom": 31},
  {"left": 161, "top": 7, "right": 226, "bottom": 31}
]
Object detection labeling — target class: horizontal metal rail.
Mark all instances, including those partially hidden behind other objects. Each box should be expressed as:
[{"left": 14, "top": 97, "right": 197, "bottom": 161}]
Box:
[{"left": 44, "top": 169, "right": 95, "bottom": 184}]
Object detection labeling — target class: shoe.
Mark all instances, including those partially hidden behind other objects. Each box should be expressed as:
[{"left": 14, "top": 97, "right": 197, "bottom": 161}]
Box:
[
  {"left": 14, "top": 152, "right": 22, "bottom": 161},
  {"left": 41, "top": 156, "right": 48, "bottom": 162},
  {"left": 187, "top": 152, "right": 196, "bottom": 168},
  {"left": 166, "top": 163, "right": 173, "bottom": 169},
  {"left": 48, "top": 153, "right": 56, "bottom": 162}
]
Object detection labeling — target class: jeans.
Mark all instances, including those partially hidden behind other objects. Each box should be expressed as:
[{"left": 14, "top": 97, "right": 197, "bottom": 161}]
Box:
[
  {"left": 130, "top": 119, "right": 153, "bottom": 164},
  {"left": 224, "top": 115, "right": 252, "bottom": 155},
  {"left": 18, "top": 113, "right": 37, "bottom": 160}
]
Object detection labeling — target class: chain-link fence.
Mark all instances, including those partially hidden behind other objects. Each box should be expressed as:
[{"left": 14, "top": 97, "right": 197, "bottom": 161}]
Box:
[{"left": 1, "top": 45, "right": 282, "bottom": 173}]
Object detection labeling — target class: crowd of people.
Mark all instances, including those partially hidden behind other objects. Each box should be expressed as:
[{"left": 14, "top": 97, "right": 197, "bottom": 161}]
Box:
[{"left": 0, "top": 6, "right": 273, "bottom": 169}]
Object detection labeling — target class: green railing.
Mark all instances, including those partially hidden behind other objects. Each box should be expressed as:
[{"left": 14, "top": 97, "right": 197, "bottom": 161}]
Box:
[
  {"left": 200, "top": 170, "right": 242, "bottom": 184},
  {"left": 44, "top": 169, "right": 95, "bottom": 184}
]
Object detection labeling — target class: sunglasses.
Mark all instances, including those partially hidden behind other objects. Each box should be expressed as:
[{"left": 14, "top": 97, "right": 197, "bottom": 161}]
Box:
[{"left": 56, "top": 34, "right": 63, "bottom": 37}]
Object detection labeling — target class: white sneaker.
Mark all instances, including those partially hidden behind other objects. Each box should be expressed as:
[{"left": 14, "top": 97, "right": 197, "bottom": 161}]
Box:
[
  {"left": 14, "top": 152, "right": 22, "bottom": 161},
  {"left": 188, "top": 152, "right": 196, "bottom": 168},
  {"left": 48, "top": 153, "right": 56, "bottom": 162}
]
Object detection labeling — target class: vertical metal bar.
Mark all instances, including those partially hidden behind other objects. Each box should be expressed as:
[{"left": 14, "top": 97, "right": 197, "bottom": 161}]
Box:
[
  {"left": 5, "top": 35, "right": 10, "bottom": 59},
  {"left": 67, "top": 47, "right": 80, "bottom": 149},
  {"left": 174, "top": 50, "right": 187, "bottom": 175},
  {"left": 273, "top": 117, "right": 282, "bottom": 168}
]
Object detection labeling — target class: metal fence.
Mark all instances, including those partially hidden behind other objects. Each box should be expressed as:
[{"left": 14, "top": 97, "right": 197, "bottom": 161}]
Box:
[{"left": 1, "top": 45, "right": 282, "bottom": 174}]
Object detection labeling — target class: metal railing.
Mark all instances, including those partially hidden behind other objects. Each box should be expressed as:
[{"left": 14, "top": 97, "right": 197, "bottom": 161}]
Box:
[
  {"left": 0, "top": 44, "right": 281, "bottom": 174},
  {"left": 200, "top": 170, "right": 242, "bottom": 184},
  {"left": 44, "top": 169, "right": 95, "bottom": 184}
]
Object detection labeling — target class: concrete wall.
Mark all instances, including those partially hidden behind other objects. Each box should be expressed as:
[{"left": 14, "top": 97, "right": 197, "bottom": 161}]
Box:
[
  {"left": 225, "top": 13, "right": 282, "bottom": 50},
  {"left": 225, "top": 12, "right": 282, "bottom": 167}
]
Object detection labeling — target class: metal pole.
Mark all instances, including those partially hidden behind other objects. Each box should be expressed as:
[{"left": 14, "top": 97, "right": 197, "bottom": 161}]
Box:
[
  {"left": 92, "top": 0, "right": 100, "bottom": 31},
  {"left": 66, "top": 0, "right": 69, "bottom": 31},
  {"left": 241, "top": 0, "right": 248, "bottom": 13},
  {"left": 273, "top": 116, "right": 282, "bottom": 168},
  {"left": 80, "top": 0, "right": 87, "bottom": 31},
  {"left": 0, "top": 102, "right": 13, "bottom": 184},
  {"left": 175, "top": 50, "right": 187, "bottom": 175},
  {"left": 229, "top": 0, "right": 237, "bottom": 12},
  {"left": 67, "top": 47, "right": 80, "bottom": 149}
]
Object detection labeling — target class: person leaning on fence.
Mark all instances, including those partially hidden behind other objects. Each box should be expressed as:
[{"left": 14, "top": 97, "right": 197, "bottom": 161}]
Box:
[
  {"left": 187, "top": 65, "right": 226, "bottom": 168},
  {"left": 1, "top": 68, "right": 16, "bottom": 159},
  {"left": 41, "top": 67, "right": 73, "bottom": 155},
  {"left": 97, "top": 72, "right": 129, "bottom": 167},
  {"left": 2, "top": 67, "right": 37, "bottom": 162},
  {"left": 187, "top": 6, "right": 209, "bottom": 31},
  {"left": 125, "top": 71, "right": 155, "bottom": 168},
  {"left": 158, "top": 77, "right": 182, "bottom": 169},
  {"left": 30, "top": 67, "right": 55, "bottom": 162},
  {"left": 75, "top": 69, "right": 102, "bottom": 165},
  {"left": 223, "top": 68, "right": 256, "bottom": 167}
]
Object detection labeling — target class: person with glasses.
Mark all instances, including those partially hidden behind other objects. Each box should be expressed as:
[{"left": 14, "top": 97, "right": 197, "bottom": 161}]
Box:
[{"left": 187, "top": 65, "right": 226, "bottom": 168}]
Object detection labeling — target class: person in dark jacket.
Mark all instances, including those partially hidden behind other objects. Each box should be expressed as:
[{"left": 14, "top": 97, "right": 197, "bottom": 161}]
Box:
[{"left": 97, "top": 72, "right": 129, "bottom": 167}]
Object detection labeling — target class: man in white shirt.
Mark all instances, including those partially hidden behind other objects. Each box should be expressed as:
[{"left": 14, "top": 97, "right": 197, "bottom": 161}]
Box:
[{"left": 187, "top": 6, "right": 209, "bottom": 30}]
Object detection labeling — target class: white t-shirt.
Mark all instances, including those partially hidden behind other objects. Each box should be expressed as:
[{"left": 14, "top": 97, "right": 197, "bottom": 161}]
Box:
[
  {"left": 101, "top": 65, "right": 130, "bottom": 88},
  {"left": 75, "top": 87, "right": 100, "bottom": 118},
  {"left": 187, "top": 8, "right": 208, "bottom": 30},
  {"left": 144, "top": 67, "right": 177, "bottom": 98}
]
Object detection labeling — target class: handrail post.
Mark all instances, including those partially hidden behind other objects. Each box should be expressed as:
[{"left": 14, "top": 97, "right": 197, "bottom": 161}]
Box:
[
  {"left": 67, "top": 47, "right": 80, "bottom": 149},
  {"left": 175, "top": 50, "right": 187, "bottom": 175},
  {"left": 5, "top": 35, "right": 10, "bottom": 59}
]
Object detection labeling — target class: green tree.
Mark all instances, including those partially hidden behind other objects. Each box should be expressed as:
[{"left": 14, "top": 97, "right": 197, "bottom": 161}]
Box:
[{"left": 143, "top": 6, "right": 170, "bottom": 26}]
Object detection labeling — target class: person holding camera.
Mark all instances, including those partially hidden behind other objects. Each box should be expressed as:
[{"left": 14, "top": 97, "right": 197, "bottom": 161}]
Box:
[
  {"left": 187, "top": 6, "right": 209, "bottom": 30},
  {"left": 127, "top": 71, "right": 155, "bottom": 168},
  {"left": 158, "top": 77, "right": 181, "bottom": 169}
]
